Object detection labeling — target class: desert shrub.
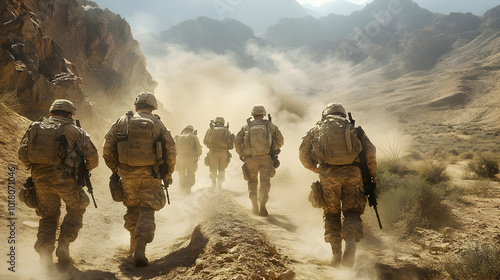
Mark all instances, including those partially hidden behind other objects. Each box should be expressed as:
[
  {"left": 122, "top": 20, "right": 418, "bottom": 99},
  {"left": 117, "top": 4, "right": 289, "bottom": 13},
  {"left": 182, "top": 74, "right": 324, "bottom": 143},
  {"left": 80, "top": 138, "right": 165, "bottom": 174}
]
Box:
[
  {"left": 416, "top": 161, "right": 450, "bottom": 184},
  {"left": 465, "top": 153, "right": 499, "bottom": 178},
  {"left": 445, "top": 242, "right": 500, "bottom": 280},
  {"left": 461, "top": 180, "right": 493, "bottom": 197},
  {"left": 378, "top": 175, "right": 451, "bottom": 236}
]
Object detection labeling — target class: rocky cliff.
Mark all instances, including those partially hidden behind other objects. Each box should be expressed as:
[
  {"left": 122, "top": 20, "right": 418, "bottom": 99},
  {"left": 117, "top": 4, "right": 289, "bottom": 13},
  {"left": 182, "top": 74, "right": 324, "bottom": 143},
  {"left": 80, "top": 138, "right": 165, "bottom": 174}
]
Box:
[{"left": 0, "top": 0, "right": 156, "bottom": 119}]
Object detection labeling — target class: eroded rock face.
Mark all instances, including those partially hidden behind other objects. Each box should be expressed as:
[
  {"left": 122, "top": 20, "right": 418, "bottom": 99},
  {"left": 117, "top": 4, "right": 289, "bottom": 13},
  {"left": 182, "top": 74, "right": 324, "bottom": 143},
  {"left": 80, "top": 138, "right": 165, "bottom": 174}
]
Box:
[
  {"left": 0, "top": 0, "right": 156, "bottom": 119},
  {"left": 1, "top": 0, "right": 85, "bottom": 118}
]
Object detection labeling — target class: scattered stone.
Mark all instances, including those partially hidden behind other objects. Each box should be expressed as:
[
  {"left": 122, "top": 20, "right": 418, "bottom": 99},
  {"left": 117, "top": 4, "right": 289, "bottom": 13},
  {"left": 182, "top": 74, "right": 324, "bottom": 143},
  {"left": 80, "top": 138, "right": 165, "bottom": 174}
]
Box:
[
  {"left": 268, "top": 270, "right": 278, "bottom": 279},
  {"left": 278, "top": 270, "right": 295, "bottom": 280},
  {"left": 213, "top": 242, "right": 228, "bottom": 254},
  {"left": 194, "top": 263, "right": 203, "bottom": 273},
  {"left": 268, "top": 246, "right": 278, "bottom": 255},
  {"left": 232, "top": 276, "right": 243, "bottom": 280}
]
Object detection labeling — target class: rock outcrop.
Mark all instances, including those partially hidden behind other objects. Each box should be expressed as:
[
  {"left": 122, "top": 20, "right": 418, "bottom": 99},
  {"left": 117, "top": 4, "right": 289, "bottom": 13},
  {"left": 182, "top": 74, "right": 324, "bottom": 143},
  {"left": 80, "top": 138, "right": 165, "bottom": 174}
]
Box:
[{"left": 0, "top": 0, "right": 156, "bottom": 119}]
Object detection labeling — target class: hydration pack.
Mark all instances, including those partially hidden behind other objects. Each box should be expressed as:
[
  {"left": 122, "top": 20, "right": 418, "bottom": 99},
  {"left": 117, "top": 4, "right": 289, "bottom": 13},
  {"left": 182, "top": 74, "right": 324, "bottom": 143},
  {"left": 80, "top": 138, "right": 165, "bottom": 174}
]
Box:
[
  {"left": 26, "top": 118, "right": 67, "bottom": 165},
  {"left": 312, "top": 115, "right": 362, "bottom": 165},
  {"left": 117, "top": 112, "right": 160, "bottom": 166},
  {"left": 243, "top": 119, "right": 272, "bottom": 156}
]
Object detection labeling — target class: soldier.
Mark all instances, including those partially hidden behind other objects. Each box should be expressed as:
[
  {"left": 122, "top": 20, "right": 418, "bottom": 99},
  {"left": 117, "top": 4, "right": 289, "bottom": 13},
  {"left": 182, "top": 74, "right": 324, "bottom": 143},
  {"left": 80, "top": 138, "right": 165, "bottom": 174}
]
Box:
[
  {"left": 203, "top": 117, "right": 235, "bottom": 188},
  {"left": 174, "top": 124, "right": 202, "bottom": 194},
  {"left": 18, "top": 99, "right": 99, "bottom": 266},
  {"left": 299, "top": 102, "right": 377, "bottom": 267},
  {"left": 103, "top": 92, "right": 176, "bottom": 266},
  {"left": 235, "top": 105, "right": 284, "bottom": 216}
]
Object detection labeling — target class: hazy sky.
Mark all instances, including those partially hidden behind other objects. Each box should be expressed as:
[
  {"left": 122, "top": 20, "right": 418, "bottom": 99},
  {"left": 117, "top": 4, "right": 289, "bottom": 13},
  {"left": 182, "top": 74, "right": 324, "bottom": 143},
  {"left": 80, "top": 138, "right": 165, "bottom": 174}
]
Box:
[{"left": 296, "top": 0, "right": 370, "bottom": 6}]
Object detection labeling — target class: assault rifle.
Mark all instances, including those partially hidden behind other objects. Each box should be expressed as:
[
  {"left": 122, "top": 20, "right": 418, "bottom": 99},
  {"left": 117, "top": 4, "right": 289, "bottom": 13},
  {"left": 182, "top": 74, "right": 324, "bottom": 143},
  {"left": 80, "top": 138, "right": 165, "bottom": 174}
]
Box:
[
  {"left": 75, "top": 120, "right": 97, "bottom": 208},
  {"left": 348, "top": 113, "right": 382, "bottom": 229},
  {"left": 159, "top": 137, "right": 171, "bottom": 205},
  {"left": 267, "top": 114, "right": 280, "bottom": 168}
]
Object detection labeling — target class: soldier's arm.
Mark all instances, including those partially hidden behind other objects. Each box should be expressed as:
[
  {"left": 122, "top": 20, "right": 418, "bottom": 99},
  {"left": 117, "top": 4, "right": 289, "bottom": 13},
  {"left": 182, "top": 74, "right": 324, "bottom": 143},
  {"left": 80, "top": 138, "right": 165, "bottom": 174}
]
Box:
[
  {"left": 234, "top": 127, "right": 246, "bottom": 157},
  {"left": 299, "top": 129, "right": 319, "bottom": 173},
  {"left": 82, "top": 131, "right": 99, "bottom": 171},
  {"left": 203, "top": 129, "right": 210, "bottom": 147},
  {"left": 161, "top": 128, "right": 177, "bottom": 176},
  {"left": 271, "top": 124, "right": 284, "bottom": 149},
  {"left": 17, "top": 128, "right": 31, "bottom": 167},
  {"left": 102, "top": 123, "right": 119, "bottom": 171},
  {"left": 361, "top": 132, "right": 377, "bottom": 179}
]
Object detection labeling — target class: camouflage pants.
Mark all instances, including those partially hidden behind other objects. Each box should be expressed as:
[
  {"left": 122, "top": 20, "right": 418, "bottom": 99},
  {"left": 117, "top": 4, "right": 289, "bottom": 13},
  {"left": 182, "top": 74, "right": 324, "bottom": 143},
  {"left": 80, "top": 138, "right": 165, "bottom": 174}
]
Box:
[
  {"left": 121, "top": 177, "right": 165, "bottom": 243},
  {"left": 208, "top": 149, "right": 230, "bottom": 185},
  {"left": 32, "top": 172, "right": 89, "bottom": 254},
  {"left": 245, "top": 155, "right": 273, "bottom": 204},
  {"left": 176, "top": 157, "right": 198, "bottom": 194},
  {"left": 319, "top": 164, "right": 366, "bottom": 243}
]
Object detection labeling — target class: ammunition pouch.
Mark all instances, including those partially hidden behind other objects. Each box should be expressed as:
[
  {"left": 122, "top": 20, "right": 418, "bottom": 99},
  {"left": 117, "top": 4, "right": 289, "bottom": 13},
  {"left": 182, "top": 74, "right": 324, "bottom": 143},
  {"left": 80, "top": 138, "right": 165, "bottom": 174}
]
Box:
[
  {"left": 308, "top": 181, "right": 325, "bottom": 208},
  {"left": 109, "top": 173, "right": 123, "bottom": 202},
  {"left": 20, "top": 177, "right": 38, "bottom": 208}
]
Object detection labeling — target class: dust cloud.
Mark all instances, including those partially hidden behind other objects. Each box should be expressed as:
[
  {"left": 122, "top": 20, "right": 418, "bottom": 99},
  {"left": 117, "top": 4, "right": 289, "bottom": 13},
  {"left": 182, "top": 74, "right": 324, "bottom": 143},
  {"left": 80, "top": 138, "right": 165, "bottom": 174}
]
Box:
[{"left": 142, "top": 42, "right": 396, "bottom": 278}]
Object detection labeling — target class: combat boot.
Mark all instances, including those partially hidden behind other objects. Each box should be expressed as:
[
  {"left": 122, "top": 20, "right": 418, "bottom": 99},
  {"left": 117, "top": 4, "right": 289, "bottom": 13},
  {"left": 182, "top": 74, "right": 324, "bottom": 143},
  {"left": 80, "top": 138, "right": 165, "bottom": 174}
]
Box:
[
  {"left": 330, "top": 242, "right": 342, "bottom": 267},
  {"left": 251, "top": 199, "right": 259, "bottom": 215},
  {"left": 39, "top": 249, "right": 53, "bottom": 267},
  {"left": 259, "top": 202, "right": 268, "bottom": 217},
  {"left": 56, "top": 237, "right": 71, "bottom": 264},
  {"left": 342, "top": 235, "right": 356, "bottom": 267},
  {"left": 133, "top": 238, "right": 149, "bottom": 266}
]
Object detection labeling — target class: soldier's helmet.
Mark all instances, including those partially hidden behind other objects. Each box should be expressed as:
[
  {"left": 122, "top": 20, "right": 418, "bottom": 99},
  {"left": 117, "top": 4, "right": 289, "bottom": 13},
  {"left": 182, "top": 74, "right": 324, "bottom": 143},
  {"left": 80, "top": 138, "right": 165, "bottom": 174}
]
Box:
[
  {"left": 182, "top": 124, "right": 194, "bottom": 133},
  {"left": 49, "top": 99, "right": 77, "bottom": 115},
  {"left": 215, "top": 117, "right": 225, "bottom": 125},
  {"left": 251, "top": 104, "right": 266, "bottom": 116},
  {"left": 134, "top": 91, "right": 158, "bottom": 110},
  {"left": 322, "top": 102, "right": 346, "bottom": 118}
]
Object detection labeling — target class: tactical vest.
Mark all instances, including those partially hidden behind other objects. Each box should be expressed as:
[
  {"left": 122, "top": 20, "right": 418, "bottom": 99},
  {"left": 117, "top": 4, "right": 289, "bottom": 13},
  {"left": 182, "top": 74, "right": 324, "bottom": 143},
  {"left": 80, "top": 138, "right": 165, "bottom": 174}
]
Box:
[
  {"left": 312, "top": 115, "right": 362, "bottom": 165},
  {"left": 176, "top": 133, "right": 198, "bottom": 156},
  {"left": 117, "top": 112, "right": 160, "bottom": 166},
  {"left": 207, "top": 126, "right": 230, "bottom": 149},
  {"left": 243, "top": 119, "right": 272, "bottom": 156},
  {"left": 27, "top": 118, "right": 67, "bottom": 165}
]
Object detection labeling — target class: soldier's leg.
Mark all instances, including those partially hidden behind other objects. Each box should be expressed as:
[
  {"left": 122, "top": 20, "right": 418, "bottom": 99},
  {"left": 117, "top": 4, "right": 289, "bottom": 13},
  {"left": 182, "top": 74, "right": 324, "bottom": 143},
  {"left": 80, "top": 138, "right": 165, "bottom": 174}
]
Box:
[
  {"left": 34, "top": 186, "right": 61, "bottom": 265},
  {"left": 340, "top": 166, "right": 366, "bottom": 267},
  {"left": 217, "top": 151, "right": 229, "bottom": 188},
  {"left": 319, "top": 167, "right": 343, "bottom": 266},
  {"left": 121, "top": 178, "right": 142, "bottom": 252},
  {"left": 185, "top": 159, "right": 198, "bottom": 193},
  {"left": 57, "top": 186, "right": 90, "bottom": 264},
  {"left": 208, "top": 151, "right": 217, "bottom": 188},
  {"left": 245, "top": 158, "right": 260, "bottom": 214},
  {"left": 257, "top": 158, "right": 273, "bottom": 216}
]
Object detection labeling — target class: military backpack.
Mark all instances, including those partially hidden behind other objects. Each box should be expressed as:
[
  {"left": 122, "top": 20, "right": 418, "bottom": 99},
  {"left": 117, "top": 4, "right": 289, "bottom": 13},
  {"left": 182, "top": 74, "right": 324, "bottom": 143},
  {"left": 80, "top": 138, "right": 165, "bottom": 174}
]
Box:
[
  {"left": 312, "top": 115, "right": 362, "bottom": 165},
  {"left": 206, "top": 126, "right": 231, "bottom": 149},
  {"left": 243, "top": 119, "right": 272, "bottom": 156},
  {"left": 117, "top": 112, "right": 160, "bottom": 166},
  {"left": 26, "top": 118, "right": 68, "bottom": 165}
]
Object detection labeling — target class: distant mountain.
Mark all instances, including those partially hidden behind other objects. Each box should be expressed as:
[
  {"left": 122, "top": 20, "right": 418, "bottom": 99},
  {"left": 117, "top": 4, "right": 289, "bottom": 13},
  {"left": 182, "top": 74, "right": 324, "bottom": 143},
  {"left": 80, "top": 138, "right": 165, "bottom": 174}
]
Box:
[
  {"left": 94, "top": 0, "right": 308, "bottom": 34},
  {"left": 137, "top": 17, "right": 268, "bottom": 67},
  {"left": 266, "top": 0, "right": 435, "bottom": 48},
  {"left": 413, "top": 0, "right": 499, "bottom": 16},
  {"left": 304, "top": 0, "right": 365, "bottom": 17}
]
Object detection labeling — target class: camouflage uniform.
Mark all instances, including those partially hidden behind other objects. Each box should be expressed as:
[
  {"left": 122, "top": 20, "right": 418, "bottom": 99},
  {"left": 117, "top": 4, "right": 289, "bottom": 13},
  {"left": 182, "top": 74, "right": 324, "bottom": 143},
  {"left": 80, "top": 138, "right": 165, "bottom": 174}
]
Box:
[
  {"left": 235, "top": 105, "right": 284, "bottom": 216},
  {"left": 18, "top": 100, "right": 99, "bottom": 264},
  {"left": 175, "top": 125, "right": 202, "bottom": 194},
  {"left": 102, "top": 92, "right": 176, "bottom": 266},
  {"left": 299, "top": 102, "right": 376, "bottom": 267},
  {"left": 203, "top": 117, "right": 234, "bottom": 188}
]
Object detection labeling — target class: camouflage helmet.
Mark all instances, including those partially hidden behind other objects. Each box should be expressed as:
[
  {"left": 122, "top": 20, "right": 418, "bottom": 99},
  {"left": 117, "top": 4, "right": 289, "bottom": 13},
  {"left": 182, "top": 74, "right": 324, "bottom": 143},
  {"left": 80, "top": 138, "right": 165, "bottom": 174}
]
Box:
[
  {"left": 322, "top": 102, "right": 346, "bottom": 118},
  {"left": 134, "top": 91, "right": 158, "bottom": 110},
  {"left": 49, "top": 99, "right": 76, "bottom": 115},
  {"left": 251, "top": 104, "right": 266, "bottom": 116},
  {"left": 215, "top": 117, "right": 225, "bottom": 125},
  {"left": 182, "top": 124, "right": 194, "bottom": 133}
]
